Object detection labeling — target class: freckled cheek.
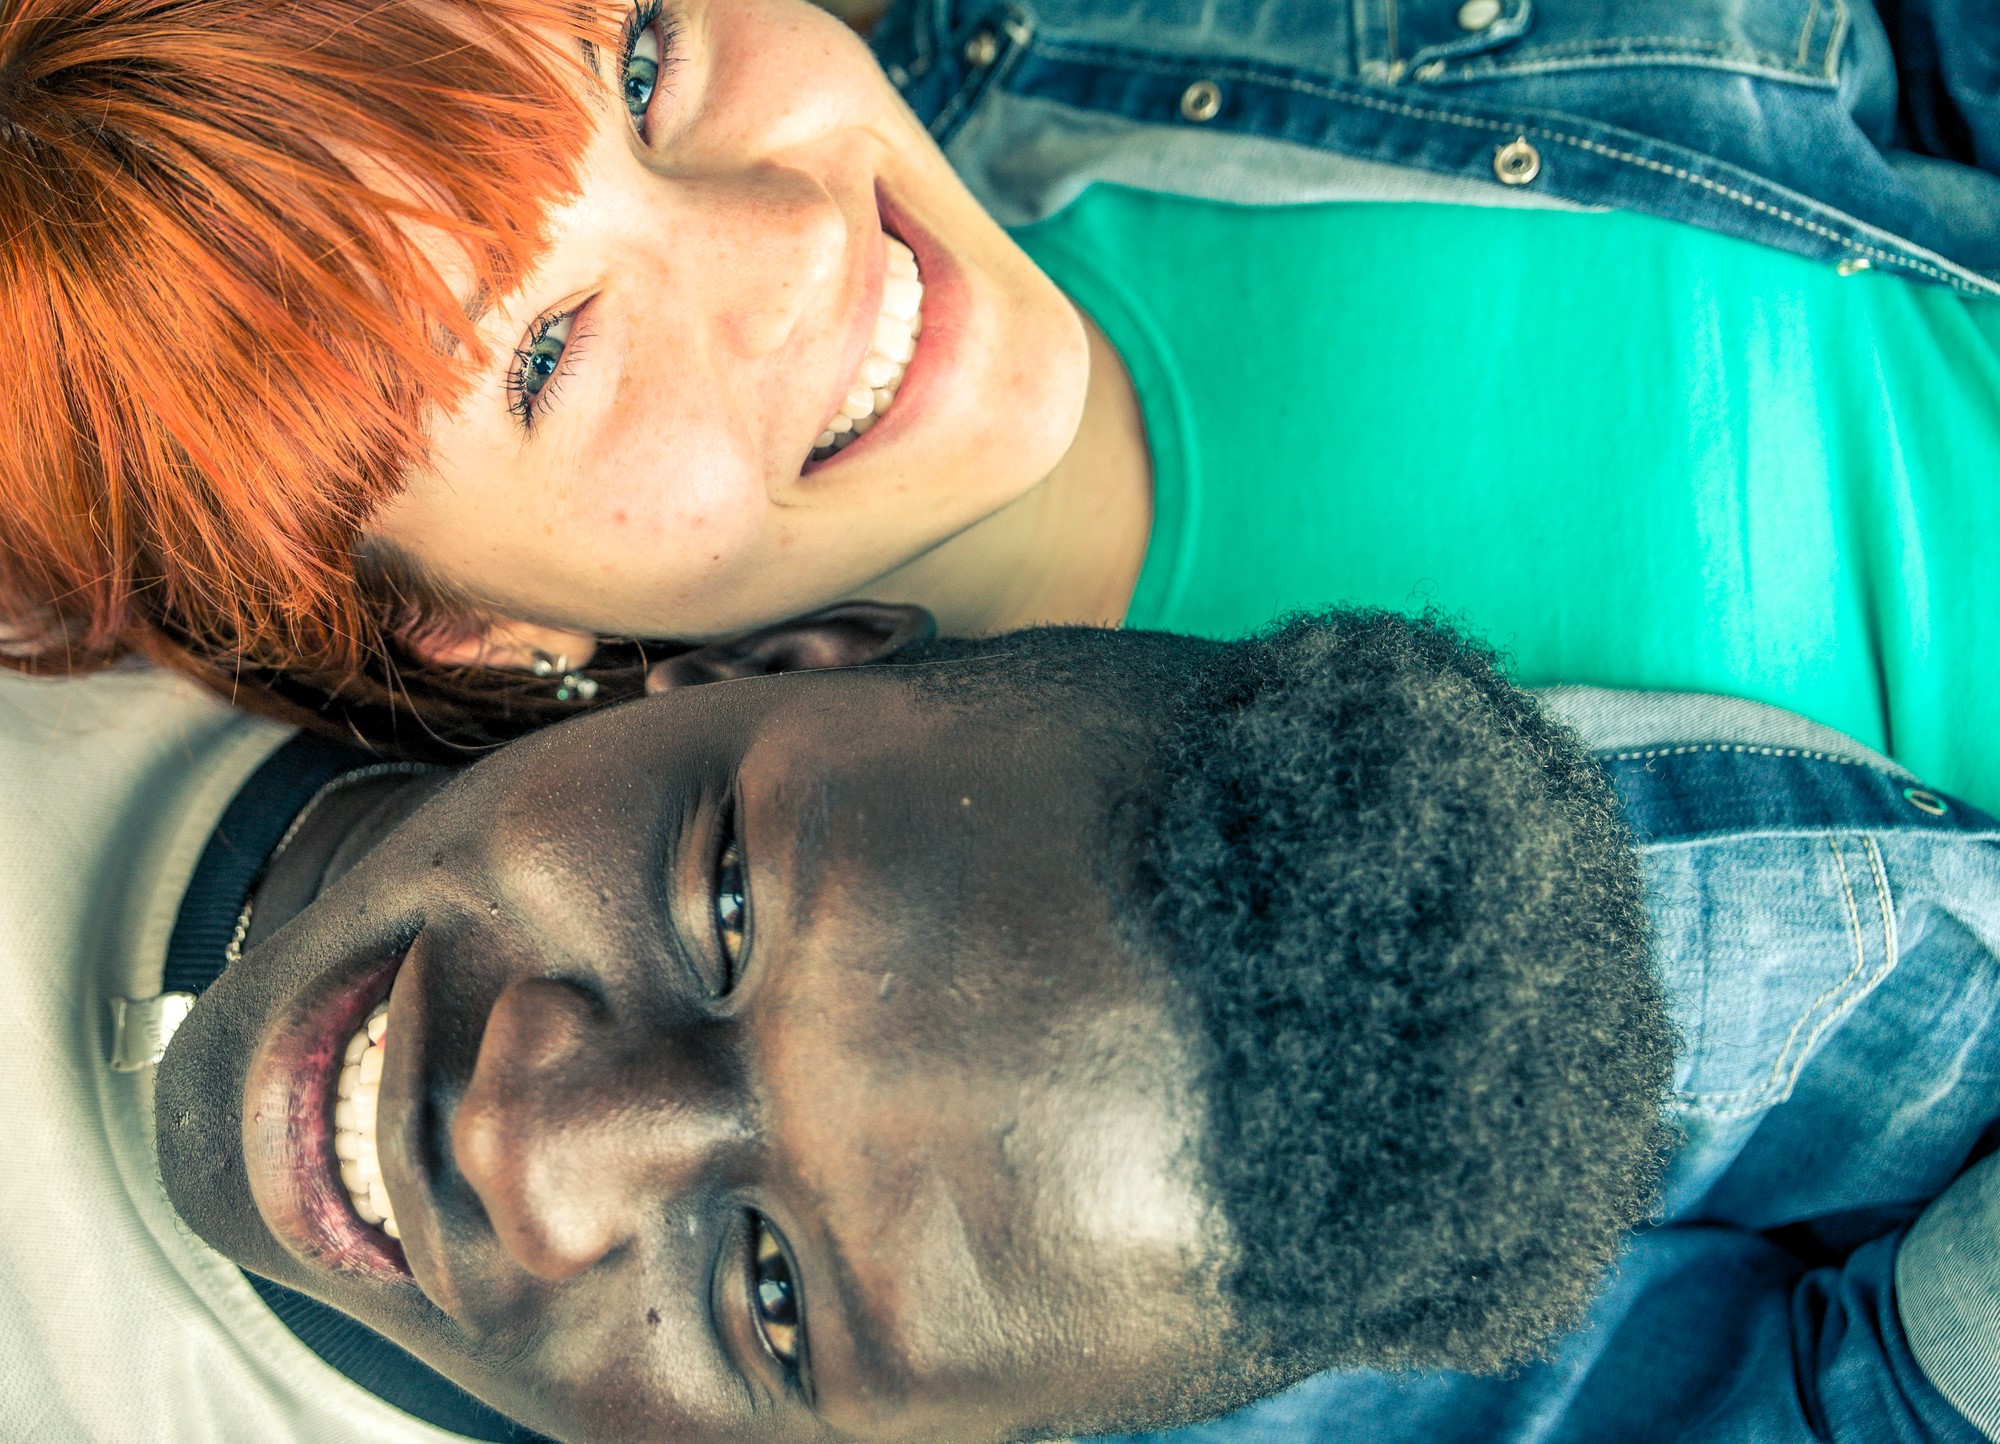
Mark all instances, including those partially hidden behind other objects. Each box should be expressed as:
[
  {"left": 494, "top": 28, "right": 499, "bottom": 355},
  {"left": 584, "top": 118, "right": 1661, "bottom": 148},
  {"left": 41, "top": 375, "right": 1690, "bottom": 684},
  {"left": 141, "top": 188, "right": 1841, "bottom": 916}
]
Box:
[{"left": 568, "top": 454, "right": 777, "bottom": 581}]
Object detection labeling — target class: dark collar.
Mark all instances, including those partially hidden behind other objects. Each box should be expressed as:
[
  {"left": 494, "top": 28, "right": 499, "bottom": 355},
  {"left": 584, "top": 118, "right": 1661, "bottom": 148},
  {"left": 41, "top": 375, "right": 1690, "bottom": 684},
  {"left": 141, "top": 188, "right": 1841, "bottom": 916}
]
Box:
[{"left": 167, "top": 734, "right": 546, "bottom": 1444}]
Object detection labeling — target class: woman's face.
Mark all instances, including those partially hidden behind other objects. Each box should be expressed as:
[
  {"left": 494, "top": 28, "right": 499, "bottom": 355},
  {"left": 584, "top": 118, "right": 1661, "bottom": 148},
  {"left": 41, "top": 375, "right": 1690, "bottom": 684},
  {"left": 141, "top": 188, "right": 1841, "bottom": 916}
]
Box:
[{"left": 373, "top": 0, "right": 1089, "bottom": 642}]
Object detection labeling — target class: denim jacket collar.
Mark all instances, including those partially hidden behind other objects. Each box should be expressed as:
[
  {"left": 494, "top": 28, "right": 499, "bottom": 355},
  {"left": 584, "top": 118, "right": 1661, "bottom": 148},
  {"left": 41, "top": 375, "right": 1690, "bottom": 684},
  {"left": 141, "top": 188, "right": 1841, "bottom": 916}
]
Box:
[{"left": 874, "top": 0, "right": 2000, "bottom": 296}]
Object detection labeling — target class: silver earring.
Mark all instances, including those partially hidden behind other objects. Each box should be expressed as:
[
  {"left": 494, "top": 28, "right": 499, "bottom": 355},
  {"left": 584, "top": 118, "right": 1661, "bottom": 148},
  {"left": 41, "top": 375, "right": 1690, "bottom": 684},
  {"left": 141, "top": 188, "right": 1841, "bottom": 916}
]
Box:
[{"left": 530, "top": 652, "right": 599, "bottom": 702}]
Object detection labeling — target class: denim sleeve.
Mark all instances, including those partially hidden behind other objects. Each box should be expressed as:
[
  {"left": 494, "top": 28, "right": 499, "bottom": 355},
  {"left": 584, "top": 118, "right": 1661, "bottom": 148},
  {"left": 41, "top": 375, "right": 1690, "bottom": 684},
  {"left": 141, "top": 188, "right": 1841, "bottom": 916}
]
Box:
[
  {"left": 1113, "top": 1225, "right": 1987, "bottom": 1444},
  {"left": 1876, "top": 0, "right": 2000, "bottom": 176},
  {"left": 1899, "top": 1153, "right": 2000, "bottom": 1441}
]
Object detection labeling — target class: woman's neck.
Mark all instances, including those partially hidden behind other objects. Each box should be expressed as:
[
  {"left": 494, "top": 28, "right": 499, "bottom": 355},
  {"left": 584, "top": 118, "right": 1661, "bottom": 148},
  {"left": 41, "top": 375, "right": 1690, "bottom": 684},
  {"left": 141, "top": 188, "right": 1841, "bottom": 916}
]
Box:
[{"left": 860, "top": 306, "right": 1154, "bottom": 636}]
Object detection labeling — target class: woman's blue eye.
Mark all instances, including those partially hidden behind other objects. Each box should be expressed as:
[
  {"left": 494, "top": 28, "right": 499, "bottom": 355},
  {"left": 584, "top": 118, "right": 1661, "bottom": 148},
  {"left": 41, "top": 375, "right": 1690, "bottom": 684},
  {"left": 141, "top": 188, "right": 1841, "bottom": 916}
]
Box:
[
  {"left": 623, "top": 29, "right": 660, "bottom": 118},
  {"left": 509, "top": 311, "right": 577, "bottom": 422},
  {"left": 620, "top": 3, "right": 671, "bottom": 127}
]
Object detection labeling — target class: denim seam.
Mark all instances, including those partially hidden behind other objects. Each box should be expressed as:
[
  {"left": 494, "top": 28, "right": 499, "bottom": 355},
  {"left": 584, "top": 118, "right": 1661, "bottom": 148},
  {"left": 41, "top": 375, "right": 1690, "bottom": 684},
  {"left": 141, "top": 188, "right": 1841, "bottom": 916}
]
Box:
[
  {"left": 1514, "top": 127, "right": 1966, "bottom": 288},
  {"left": 1436, "top": 35, "right": 1831, "bottom": 76},
  {"left": 1602, "top": 744, "right": 1886, "bottom": 767},
  {"left": 1428, "top": 53, "right": 1838, "bottom": 86},
  {"left": 1685, "top": 833, "right": 1898, "bottom": 1117},
  {"left": 1024, "top": 39, "right": 1985, "bottom": 292},
  {"left": 1865, "top": 835, "right": 1896, "bottom": 984}
]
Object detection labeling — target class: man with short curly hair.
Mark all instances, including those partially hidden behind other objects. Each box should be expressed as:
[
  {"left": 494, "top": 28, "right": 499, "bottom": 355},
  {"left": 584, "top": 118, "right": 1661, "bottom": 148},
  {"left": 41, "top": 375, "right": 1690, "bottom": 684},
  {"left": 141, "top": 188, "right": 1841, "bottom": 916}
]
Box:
[{"left": 8, "top": 606, "right": 2000, "bottom": 1444}]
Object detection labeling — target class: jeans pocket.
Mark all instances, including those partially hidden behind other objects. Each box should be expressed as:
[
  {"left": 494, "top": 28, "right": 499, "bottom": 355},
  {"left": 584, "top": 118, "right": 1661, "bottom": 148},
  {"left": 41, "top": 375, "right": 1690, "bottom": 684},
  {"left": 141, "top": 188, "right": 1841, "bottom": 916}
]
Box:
[{"left": 1657, "top": 832, "right": 1899, "bottom": 1120}]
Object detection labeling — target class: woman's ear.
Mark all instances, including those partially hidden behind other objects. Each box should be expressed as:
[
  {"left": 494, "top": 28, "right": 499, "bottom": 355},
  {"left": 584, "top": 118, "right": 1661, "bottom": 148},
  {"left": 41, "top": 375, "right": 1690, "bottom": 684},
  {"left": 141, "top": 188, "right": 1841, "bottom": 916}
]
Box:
[
  {"left": 646, "top": 602, "right": 936, "bottom": 692},
  {"left": 400, "top": 616, "right": 601, "bottom": 674}
]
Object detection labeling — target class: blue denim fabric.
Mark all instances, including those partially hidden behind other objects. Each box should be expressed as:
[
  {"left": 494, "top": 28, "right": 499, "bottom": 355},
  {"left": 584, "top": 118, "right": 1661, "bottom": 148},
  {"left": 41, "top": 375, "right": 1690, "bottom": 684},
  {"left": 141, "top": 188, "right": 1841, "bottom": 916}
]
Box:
[
  {"left": 872, "top": 0, "right": 2000, "bottom": 294},
  {"left": 1105, "top": 740, "right": 2000, "bottom": 1443}
]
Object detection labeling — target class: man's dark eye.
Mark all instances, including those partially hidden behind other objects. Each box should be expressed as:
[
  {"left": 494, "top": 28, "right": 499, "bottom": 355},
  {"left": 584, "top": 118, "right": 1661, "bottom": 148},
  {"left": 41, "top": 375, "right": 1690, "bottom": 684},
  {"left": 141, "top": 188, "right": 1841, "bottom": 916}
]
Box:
[
  {"left": 714, "top": 833, "right": 746, "bottom": 982},
  {"left": 752, "top": 1216, "right": 803, "bottom": 1373}
]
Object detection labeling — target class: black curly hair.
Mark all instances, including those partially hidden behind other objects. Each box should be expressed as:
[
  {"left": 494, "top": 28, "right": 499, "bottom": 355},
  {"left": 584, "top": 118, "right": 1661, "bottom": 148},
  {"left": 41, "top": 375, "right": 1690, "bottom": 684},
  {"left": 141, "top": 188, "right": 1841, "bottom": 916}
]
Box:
[{"left": 899, "top": 609, "right": 1674, "bottom": 1409}]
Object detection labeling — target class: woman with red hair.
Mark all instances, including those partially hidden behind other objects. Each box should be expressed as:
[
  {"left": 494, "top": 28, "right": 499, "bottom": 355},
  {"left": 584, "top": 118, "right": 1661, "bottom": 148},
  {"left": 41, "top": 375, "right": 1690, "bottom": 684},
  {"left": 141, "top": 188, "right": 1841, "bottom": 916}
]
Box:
[{"left": 5, "top": 0, "right": 1999, "bottom": 798}]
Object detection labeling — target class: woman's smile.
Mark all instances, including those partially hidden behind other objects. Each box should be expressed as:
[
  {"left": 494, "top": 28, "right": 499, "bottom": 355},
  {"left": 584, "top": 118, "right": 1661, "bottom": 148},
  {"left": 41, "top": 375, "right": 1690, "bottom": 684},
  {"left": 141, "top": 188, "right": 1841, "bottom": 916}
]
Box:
[{"left": 372, "top": 0, "right": 1095, "bottom": 646}]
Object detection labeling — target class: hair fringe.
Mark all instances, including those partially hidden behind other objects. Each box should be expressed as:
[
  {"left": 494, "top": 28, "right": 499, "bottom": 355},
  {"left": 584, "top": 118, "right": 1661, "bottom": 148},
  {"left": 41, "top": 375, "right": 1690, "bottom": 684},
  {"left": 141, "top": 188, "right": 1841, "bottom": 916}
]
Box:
[{"left": 0, "top": 0, "right": 609, "bottom": 741}]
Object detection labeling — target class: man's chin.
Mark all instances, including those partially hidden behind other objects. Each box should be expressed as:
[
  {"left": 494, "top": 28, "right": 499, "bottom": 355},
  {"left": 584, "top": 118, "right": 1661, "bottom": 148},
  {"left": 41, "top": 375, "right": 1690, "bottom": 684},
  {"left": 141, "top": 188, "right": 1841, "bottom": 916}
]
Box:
[{"left": 153, "top": 987, "right": 287, "bottom": 1275}]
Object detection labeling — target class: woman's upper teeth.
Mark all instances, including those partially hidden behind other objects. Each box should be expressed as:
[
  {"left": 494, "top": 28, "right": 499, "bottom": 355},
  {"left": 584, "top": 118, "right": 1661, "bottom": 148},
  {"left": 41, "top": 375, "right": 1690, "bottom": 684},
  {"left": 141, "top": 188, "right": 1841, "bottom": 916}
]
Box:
[
  {"left": 814, "top": 237, "right": 923, "bottom": 457},
  {"left": 332, "top": 1000, "right": 401, "bottom": 1239}
]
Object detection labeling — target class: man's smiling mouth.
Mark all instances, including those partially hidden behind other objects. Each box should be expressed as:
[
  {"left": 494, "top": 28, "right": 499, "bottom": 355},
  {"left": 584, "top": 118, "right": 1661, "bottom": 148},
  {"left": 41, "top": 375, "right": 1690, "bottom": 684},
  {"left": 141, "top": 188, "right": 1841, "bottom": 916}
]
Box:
[
  {"left": 333, "top": 997, "right": 403, "bottom": 1239},
  {"left": 809, "top": 233, "right": 923, "bottom": 462},
  {"left": 241, "top": 951, "right": 414, "bottom": 1284}
]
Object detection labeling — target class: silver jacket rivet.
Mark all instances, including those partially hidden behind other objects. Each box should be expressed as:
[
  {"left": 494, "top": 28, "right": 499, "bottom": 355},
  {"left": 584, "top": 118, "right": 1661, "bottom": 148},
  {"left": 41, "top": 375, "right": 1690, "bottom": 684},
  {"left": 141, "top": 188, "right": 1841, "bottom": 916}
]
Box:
[
  {"left": 1457, "top": 0, "right": 1502, "bottom": 29},
  {"left": 963, "top": 30, "right": 999, "bottom": 66},
  {"left": 1493, "top": 137, "right": 1541, "bottom": 185},
  {"left": 1179, "top": 79, "right": 1222, "bottom": 122}
]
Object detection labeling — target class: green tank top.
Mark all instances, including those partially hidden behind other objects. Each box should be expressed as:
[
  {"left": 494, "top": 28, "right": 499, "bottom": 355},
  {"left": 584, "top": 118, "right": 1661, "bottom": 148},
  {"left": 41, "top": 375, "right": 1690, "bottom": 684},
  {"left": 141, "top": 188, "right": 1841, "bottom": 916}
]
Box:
[{"left": 1011, "top": 188, "right": 2000, "bottom": 813}]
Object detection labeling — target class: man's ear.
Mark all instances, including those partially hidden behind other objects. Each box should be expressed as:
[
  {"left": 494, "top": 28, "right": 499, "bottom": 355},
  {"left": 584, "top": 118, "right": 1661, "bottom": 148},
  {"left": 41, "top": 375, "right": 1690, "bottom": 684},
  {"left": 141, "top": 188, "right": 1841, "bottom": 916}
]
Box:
[
  {"left": 400, "top": 616, "right": 600, "bottom": 674},
  {"left": 646, "top": 602, "right": 936, "bottom": 692}
]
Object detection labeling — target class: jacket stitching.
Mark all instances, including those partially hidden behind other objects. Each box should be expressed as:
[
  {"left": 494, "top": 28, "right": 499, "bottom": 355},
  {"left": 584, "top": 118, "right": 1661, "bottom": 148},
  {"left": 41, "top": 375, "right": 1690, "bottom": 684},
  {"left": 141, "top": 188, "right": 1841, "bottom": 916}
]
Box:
[
  {"left": 1866, "top": 835, "right": 1897, "bottom": 987},
  {"left": 1518, "top": 126, "right": 1970, "bottom": 289},
  {"left": 1022, "top": 38, "right": 1990, "bottom": 295},
  {"left": 1687, "top": 833, "right": 1867, "bottom": 1108},
  {"left": 1600, "top": 743, "right": 1894, "bottom": 769},
  {"left": 1687, "top": 833, "right": 1896, "bottom": 1116},
  {"left": 1434, "top": 53, "right": 1838, "bottom": 86},
  {"left": 1796, "top": 0, "right": 1821, "bottom": 68},
  {"left": 1453, "top": 34, "right": 1823, "bottom": 72},
  {"left": 1821, "top": 0, "right": 1849, "bottom": 82}
]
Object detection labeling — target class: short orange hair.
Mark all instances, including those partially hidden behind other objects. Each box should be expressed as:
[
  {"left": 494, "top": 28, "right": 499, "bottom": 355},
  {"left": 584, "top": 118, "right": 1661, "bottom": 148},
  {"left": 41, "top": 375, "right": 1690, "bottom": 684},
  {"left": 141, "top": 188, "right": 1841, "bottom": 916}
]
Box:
[{"left": 0, "top": 0, "right": 605, "bottom": 748}]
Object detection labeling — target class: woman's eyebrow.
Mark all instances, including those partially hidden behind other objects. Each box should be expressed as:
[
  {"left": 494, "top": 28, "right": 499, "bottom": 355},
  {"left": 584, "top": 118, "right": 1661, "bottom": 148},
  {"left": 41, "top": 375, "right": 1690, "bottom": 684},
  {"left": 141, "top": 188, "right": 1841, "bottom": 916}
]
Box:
[{"left": 433, "top": 281, "right": 496, "bottom": 361}]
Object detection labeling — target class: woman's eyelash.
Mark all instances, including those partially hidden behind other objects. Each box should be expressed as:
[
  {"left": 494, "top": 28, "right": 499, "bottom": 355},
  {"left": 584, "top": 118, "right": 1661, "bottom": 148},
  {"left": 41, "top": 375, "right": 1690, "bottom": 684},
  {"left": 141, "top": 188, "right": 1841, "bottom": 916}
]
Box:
[
  {"left": 618, "top": 0, "right": 682, "bottom": 138},
  {"left": 506, "top": 309, "right": 590, "bottom": 430}
]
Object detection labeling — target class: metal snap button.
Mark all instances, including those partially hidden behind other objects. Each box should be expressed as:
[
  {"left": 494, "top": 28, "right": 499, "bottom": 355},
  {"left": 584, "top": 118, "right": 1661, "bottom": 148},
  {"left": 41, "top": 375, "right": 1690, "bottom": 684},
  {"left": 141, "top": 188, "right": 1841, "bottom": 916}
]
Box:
[
  {"left": 1179, "top": 79, "right": 1223, "bottom": 123},
  {"left": 1493, "top": 137, "right": 1541, "bottom": 185},
  {"left": 1457, "top": 0, "right": 1503, "bottom": 30},
  {"left": 963, "top": 29, "right": 999, "bottom": 67},
  {"left": 1903, "top": 787, "right": 1950, "bottom": 817}
]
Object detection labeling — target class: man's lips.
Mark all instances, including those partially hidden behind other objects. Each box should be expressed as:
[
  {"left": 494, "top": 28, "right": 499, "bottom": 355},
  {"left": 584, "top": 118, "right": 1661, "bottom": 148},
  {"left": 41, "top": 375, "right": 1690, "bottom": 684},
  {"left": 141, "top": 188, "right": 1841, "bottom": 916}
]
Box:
[
  {"left": 242, "top": 952, "right": 412, "bottom": 1284},
  {"left": 373, "top": 933, "right": 470, "bottom": 1320}
]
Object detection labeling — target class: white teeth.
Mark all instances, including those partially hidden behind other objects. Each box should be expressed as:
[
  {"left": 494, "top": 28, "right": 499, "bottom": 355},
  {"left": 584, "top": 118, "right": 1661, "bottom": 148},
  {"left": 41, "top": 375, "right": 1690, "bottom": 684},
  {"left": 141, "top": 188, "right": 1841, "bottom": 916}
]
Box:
[
  {"left": 332, "top": 999, "right": 399, "bottom": 1240},
  {"left": 880, "top": 275, "right": 922, "bottom": 321},
  {"left": 812, "top": 234, "right": 924, "bottom": 463},
  {"left": 873, "top": 314, "right": 915, "bottom": 364}
]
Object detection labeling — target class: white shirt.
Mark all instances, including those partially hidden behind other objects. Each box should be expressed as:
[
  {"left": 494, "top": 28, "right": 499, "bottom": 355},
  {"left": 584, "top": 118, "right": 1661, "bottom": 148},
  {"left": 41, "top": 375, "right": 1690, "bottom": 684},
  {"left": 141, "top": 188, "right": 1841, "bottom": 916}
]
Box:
[{"left": 0, "top": 663, "right": 472, "bottom": 1443}]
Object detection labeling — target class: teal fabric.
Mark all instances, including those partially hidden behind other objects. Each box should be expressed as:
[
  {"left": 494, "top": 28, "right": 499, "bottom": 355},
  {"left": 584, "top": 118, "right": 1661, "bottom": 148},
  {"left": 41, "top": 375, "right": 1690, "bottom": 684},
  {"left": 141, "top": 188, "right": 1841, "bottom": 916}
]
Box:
[{"left": 1011, "top": 188, "right": 2000, "bottom": 814}]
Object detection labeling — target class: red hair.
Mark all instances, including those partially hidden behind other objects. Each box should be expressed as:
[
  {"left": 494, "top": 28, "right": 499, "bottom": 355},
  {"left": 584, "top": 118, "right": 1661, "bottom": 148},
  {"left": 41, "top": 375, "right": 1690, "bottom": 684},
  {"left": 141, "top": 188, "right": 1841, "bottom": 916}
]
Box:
[{"left": 0, "top": 0, "right": 603, "bottom": 746}]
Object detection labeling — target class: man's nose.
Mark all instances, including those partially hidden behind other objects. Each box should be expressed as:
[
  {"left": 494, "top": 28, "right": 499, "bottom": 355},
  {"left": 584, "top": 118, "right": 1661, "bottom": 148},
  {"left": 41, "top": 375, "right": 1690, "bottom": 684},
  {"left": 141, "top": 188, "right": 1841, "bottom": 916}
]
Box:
[
  {"left": 451, "top": 977, "right": 750, "bottom": 1283},
  {"left": 677, "top": 165, "right": 848, "bottom": 361}
]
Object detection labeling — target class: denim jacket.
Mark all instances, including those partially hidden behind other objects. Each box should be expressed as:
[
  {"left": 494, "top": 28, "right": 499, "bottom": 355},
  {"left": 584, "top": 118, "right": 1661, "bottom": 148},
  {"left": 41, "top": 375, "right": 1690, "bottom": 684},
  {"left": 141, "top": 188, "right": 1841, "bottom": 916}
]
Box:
[
  {"left": 1107, "top": 690, "right": 2000, "bottom": 1444},
  {"left": 872, "top": 0, "right": 2000, "bottom": 296}
]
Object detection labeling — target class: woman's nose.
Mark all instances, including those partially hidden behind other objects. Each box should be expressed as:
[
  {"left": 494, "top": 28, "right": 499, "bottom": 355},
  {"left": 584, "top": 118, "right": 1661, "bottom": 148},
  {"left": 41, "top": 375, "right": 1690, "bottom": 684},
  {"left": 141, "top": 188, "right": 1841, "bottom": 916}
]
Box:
[
  {"left": 679, "top": 165, "right": 849, "bottom": 361},
  {"left": 451, "top": 976, "right": 749, "bottom": 1283}
]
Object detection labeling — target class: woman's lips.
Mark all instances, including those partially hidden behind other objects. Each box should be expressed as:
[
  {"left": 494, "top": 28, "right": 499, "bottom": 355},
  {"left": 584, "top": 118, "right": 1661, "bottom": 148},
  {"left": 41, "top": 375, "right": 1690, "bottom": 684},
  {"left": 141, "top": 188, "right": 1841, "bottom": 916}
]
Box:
[{"left": 241, "top": 953, "right": 412, "bottom": 1284}]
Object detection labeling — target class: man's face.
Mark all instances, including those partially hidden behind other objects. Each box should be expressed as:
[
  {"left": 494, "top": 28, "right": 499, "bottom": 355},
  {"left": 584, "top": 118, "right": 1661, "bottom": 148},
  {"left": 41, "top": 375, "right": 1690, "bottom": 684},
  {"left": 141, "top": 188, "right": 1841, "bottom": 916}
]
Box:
[{"left": 157, "top": 668, "right": 1224, "bottom": 1443}]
